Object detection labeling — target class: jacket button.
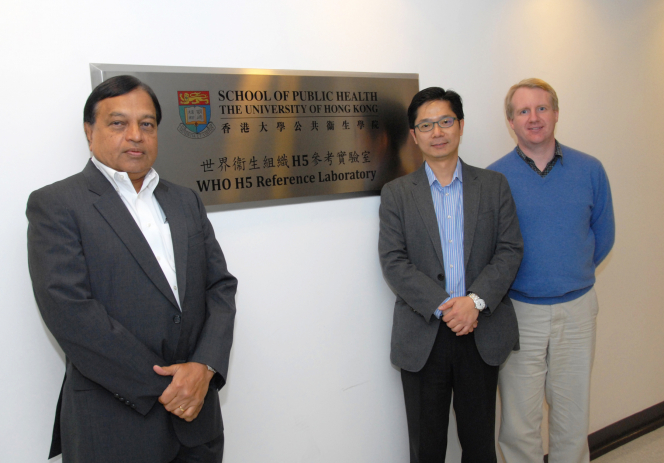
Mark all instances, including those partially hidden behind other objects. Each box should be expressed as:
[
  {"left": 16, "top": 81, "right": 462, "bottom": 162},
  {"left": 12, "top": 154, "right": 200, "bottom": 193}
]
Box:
[
  {"left": 131, "top": 404, "right": 136, "bottom": 409},
  {"left": 125, "top": 400, "right": 130, "bottom": 406},
  {"left": 114, "top": 393, "right": 119, "bottom": 399},
  {"left": 437, "top": 274, "right": 445, "bottom": 281},
  {"left": 173, "top": 315, "right": 181, "bottom": 324}
]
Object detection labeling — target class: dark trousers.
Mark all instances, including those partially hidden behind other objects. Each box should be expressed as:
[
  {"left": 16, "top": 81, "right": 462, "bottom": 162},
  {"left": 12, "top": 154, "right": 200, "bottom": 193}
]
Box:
[
  {"left": 171, "top": 432, "right": 224, "bottom": 463},
  {"left": 401, "top": 322, "right": 499, "bottom": 463}
]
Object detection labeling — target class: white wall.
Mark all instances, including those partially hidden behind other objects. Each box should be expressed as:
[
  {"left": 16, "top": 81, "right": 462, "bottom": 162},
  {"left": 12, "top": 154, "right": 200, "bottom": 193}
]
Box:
[{"left": 1, "top": 1, "right": 663, "bottom": 461}]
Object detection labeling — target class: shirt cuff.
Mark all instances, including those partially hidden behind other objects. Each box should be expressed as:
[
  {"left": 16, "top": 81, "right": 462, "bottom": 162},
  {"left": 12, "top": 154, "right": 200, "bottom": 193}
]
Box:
[{"left": 434, "top": 296, "right": 452, "bottom": 319}]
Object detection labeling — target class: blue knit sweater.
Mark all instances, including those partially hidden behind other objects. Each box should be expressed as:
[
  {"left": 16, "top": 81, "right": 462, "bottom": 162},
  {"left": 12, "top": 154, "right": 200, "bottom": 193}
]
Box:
[{"left": 488, "top": 144, "right": 615, "bottom": 304}]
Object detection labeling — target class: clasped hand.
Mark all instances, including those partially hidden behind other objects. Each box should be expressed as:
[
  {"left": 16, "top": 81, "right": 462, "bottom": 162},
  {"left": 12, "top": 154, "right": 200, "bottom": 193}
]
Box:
[
  {"left": 440, "top": 296, "right": 479, "bottom": 336},
  {"left": 153, "top": 362, "right": 214, "bottom": 422}
]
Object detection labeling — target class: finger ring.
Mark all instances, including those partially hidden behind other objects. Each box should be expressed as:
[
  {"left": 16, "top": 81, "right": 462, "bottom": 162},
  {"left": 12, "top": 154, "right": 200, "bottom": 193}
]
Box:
[{"left": 179, "top": 405, "right": 185, "bottom": 412}]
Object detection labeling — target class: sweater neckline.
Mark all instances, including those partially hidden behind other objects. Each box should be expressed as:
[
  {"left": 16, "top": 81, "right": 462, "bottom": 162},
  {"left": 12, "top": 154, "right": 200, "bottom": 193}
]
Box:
[{"left": 514, "top": 150, "right": 561, "bottom": 182}]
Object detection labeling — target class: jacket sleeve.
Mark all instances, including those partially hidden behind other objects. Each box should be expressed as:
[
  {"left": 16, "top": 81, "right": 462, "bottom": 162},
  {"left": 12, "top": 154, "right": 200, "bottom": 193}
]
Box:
[
  {"left": 378, "top": 182, "right": 449, "bottom": 322},
  {"left": 27, "top": 188, "right": 171, "bottom": 416},
  {"left": 187, "top": 190, "right": 237, "bottom": 389},
  {"left": 466, "top": 174, "right": 524, "bottom": 313}
]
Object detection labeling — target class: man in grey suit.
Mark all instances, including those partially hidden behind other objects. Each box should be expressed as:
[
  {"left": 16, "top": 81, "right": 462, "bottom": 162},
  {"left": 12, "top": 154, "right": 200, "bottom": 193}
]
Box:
[
  {"left": 27, "top": 76, "right": 237, "bottom": 463},
  {"left": 379, "top": 87, "right": 523, "bottom": 463}
]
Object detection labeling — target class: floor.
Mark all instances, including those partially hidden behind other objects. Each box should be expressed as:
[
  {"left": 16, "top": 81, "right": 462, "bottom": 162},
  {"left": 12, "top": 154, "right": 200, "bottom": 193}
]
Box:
[{"left": 593, "top": 426, "right": 664, "bottom": 462}]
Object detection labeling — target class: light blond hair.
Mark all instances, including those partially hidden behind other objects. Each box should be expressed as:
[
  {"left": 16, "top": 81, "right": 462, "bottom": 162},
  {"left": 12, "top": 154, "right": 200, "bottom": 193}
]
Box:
[{"left": 505, "top": 78, "right": 559, "bottom": 120}]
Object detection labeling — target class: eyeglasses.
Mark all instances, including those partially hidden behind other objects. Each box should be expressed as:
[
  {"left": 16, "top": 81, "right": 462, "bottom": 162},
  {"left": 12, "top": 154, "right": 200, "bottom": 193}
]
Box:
[{"left": 415, "top": 117, "right": 459, "bottom": 132}]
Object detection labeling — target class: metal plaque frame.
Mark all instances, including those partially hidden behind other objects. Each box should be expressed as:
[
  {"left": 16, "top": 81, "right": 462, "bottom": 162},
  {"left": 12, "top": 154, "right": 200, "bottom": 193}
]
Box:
[{"left": 90, "top": 64, "right": 421, "bottom": 208}]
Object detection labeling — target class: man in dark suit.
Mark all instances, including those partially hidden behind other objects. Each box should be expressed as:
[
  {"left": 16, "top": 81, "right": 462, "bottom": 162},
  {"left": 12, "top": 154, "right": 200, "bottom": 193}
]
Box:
[
  {"left": 379, "top": 87, "right": 523, "bottom": 463},
  {"left": 27, "top": 76, "right": 237, "bottom": 463}
]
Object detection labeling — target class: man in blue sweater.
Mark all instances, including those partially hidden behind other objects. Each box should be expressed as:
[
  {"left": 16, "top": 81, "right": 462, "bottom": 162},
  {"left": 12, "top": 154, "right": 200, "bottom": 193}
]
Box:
[{"left": 489, "top": 78, "right": 615, "bottom": 463}]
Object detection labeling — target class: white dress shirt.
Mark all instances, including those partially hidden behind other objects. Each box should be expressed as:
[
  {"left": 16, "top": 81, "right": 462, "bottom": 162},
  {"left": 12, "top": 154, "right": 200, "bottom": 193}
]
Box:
[{"left": 91, "top": 156, "right": 181, "bottom": 310}]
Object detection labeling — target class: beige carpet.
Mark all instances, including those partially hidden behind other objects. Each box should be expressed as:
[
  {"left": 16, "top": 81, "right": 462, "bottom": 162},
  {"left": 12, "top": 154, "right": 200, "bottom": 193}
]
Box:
[{"left": 593, "top": 426, "right": 664, "bottom": 462}]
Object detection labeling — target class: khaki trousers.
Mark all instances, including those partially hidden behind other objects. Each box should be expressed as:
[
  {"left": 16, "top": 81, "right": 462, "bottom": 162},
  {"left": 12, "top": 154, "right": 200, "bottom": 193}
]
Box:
[{"left": 498, "top": 288, "right": 598, "bottom": 463}]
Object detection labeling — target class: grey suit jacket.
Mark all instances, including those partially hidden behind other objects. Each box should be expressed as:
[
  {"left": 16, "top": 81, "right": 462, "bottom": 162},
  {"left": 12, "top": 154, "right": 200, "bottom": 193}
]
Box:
[
  {"left": 27, "top": 160, "right": 237, "bottom": 462},
  {"left": 379, "top": 160, "right": 523, "bottom": 371}
]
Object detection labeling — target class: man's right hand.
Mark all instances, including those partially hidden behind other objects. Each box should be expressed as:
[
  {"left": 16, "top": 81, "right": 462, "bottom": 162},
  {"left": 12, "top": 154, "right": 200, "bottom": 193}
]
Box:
[
  {"left": 154, "top": 362, "right": 214, "bottom": 422},
  {"left": 440, "top": 296, "right": 479, "bottom": 336}
]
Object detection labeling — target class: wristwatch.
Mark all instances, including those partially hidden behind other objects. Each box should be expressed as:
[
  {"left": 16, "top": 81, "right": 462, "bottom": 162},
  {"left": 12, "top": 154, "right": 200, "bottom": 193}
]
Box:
[
  {"left": 467, "top": 293, "right": 486, "bottom": 311},
  {"left": 207, "top": 365, "right": 217, "bottom": 374}
]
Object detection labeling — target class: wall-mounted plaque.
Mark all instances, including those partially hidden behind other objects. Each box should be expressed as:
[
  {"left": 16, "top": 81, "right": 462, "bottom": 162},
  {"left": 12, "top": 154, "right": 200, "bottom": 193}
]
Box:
[{"left": 90, "top": 64, "right": 421, "bottom": 206}]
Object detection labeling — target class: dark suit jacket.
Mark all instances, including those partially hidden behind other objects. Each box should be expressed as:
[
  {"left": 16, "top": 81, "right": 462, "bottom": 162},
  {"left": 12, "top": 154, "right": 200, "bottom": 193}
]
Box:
[
  {"left": 27, "top": 160, "right": 237, "bottom": 463},
  {"left": 378, "top": 160, "right": 523, "bottom": 371}
]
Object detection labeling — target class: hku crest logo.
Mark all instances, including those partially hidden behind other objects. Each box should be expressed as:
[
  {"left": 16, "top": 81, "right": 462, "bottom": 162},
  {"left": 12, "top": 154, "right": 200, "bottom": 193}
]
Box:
[{"left": 177, "top": 91, "right": 216, "bottom": 139}]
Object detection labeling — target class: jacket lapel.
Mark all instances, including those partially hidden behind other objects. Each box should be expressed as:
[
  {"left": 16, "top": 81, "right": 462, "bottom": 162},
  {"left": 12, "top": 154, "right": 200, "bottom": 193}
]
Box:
[
  {"left": 410, "top": 163, "right": 445, "bottom": 269},
  {"left": 461, "top": 159, "right": 480, "bottom": 268},
  {"left": 84, "top": 161, "right": 180, "bottom": 310},
  {"left": 154, "top": 182, "right": 188, "bottom": 307}
]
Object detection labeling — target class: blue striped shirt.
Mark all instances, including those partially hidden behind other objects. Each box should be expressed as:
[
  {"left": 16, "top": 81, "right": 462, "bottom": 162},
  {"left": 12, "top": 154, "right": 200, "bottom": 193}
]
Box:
[{"left": 425, "top": 161, "right": 465, "bottom": 319}]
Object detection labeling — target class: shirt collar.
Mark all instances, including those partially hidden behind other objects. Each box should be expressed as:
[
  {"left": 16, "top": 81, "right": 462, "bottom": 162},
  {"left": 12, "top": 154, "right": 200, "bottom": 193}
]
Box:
[
  {"left": 515, "top": 140, "right": 564, "bottom": 166},
  {"left": 91, "top": 155, "right": 159, "bottom": 195},
  {"left": 425, "top": 158, "right": 463, "bottom": 188}
]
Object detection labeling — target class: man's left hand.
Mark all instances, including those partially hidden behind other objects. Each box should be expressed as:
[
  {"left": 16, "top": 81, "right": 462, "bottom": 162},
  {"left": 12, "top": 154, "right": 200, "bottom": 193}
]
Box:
[
  {"left": 154, "top": 362, "right": 214, "bottom": 422},
  {"left": 441, "top": 296, "right": 479, "bottom": 336}
]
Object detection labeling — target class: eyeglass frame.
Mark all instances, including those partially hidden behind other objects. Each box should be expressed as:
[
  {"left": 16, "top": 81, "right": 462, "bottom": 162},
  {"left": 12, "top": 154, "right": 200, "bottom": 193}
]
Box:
[{"left": 414, "top": 116, "right": 460, "bottom": 132}]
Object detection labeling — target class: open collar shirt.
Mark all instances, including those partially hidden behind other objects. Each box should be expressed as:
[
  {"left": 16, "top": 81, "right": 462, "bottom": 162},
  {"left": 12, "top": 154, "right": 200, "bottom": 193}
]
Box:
[
  {"left": 425, "top": 159, "right": 465, "bottom": 319},
  {"left": 91, "top": 156, "right": 181, "bottom": 309},
  {"left": 516, "top": 140, "right": 564, "bottom": 178}
]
